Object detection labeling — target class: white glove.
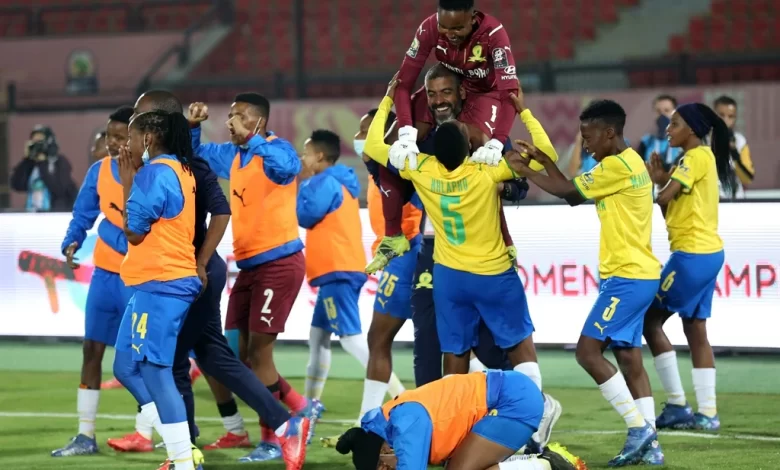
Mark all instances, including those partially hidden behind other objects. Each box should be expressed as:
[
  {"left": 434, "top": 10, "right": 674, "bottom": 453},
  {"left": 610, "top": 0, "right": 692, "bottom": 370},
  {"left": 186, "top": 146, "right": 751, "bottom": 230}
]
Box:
[
  {"left": 398, "top": 125, "right": 418, "bottom": 143},
  {"left": 389, "top": 125, "right": 420, "bottom": 170},
  {"left": 472, "top": 138, "right": 504, "bottom": 166},
  {"left": 389, "top": 140, "right": 419, "bottom": 170}
]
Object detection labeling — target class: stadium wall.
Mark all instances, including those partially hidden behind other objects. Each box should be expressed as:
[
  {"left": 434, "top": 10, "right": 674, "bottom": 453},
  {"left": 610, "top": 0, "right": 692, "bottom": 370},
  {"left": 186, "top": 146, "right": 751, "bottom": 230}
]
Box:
[
  {"left": 7, "top": 82, "right": 780, "bottom": 209},
  {"left": 1, "top": 204, "right": 778, "bottom": 350}
]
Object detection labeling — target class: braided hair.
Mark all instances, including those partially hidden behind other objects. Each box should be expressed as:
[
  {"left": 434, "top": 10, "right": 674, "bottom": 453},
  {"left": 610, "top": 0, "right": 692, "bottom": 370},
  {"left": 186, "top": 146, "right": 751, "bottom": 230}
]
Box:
[{"left": 131, "top": 110, "right": 193, "bottom": 173}]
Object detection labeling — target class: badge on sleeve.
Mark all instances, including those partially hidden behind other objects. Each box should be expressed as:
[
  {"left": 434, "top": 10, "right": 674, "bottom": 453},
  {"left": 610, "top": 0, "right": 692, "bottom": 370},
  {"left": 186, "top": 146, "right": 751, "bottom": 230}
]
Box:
[
  {"left": 407, "top": 37, "right": 420, "bottom": 58},
  {"left": 492, "top": 48, "right": 509, "bottom": 69}
]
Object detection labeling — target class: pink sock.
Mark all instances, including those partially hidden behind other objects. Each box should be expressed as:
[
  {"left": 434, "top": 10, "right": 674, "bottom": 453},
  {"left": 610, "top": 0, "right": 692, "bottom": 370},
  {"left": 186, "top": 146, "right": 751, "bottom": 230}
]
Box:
[
  {"left": 278, "top": 376, "right": 308, "bottom": 414},
  {"left": 260, "top": 420, "right": 280, "bottom": 446}
]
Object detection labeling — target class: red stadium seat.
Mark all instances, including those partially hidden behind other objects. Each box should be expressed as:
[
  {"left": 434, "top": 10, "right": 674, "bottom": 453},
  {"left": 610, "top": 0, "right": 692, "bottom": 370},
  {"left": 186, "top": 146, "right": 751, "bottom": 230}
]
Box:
[
  {"left": 598, "top": 0, "right": 619, "bottom": 23},
  {"left": 554, "top": 41, "right": 574, "bottom": 59},
  {"left": 710, "top": 1, "right": 727, "bottom": 18},
  {"left": 695, "top": 67, "right": 715, "bottom": 85},
  {"left": 709, "top": 31, "right": 727, "bottom": 52},
  {"left": 668, "top": 34, "right": 686, "bottom": 53},
  {"left": 628, "top": 71, "right": 652, "bottom": 88}
]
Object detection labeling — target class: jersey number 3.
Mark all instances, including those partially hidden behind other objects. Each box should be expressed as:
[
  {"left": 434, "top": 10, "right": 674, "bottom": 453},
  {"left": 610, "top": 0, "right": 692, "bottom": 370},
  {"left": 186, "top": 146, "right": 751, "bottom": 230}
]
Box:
[{"left": 440, "top": 195, "right": 466, "bottom": 245}]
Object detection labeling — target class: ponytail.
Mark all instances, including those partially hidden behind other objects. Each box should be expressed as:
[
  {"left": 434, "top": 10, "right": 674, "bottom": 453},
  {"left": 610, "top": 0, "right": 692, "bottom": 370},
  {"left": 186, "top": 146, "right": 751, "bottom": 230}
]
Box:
[
  {"left": 695, "top": 103, "right": 736, "bottom": 194},
  {"left": 165, "top": 112, "right": 194, "bottom": 173}
]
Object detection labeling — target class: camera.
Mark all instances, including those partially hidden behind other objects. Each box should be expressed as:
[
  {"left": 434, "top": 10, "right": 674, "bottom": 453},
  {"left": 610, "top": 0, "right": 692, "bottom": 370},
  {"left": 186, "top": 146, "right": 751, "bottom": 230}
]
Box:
[{"left": 27, "top": 139, "right": 54, "bottom": 159}]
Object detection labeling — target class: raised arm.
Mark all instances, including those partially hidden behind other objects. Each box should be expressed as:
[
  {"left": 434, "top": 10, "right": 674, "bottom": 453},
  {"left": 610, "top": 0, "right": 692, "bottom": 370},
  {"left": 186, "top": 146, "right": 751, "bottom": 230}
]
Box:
[
  {"left": 123, "top": 164, "right": 175, "bottom": 246},
  {"left": 189, "top": 124, "right": 238, "bottom": 180},
  {"left": 61, "top": 161, "right": 102, "bottom": 254},
  {"left": 509, "top": 90, "right": 560, "bottom": 172},
  {"left": 395, "top": 16, "right": 437, "bottom": 129},
  {"left": 364, "top": 97, "right": 395, "bottom": 168}
]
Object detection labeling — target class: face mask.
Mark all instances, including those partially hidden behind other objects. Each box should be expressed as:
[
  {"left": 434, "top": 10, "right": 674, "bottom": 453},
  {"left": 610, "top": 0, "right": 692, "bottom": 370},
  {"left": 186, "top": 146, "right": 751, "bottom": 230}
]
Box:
[
  {"left": 142, "top": 144, "right": 150, "bottom": 164},
  {"left": 353, "top": 139, "right": 366, "bottom": 157},
  {"left": 240, "top": 119, "right": 263, "bottom": 150},
  {"left": 656, "top": 115, "right": 670, "bottom": 138}
]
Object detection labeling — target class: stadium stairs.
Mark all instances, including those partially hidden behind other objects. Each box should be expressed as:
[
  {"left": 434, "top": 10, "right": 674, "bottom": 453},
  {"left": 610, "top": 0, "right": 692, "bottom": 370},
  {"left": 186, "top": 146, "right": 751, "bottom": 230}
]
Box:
[{"left": 574, "top": 0, "right": 713, "bottom": 62}]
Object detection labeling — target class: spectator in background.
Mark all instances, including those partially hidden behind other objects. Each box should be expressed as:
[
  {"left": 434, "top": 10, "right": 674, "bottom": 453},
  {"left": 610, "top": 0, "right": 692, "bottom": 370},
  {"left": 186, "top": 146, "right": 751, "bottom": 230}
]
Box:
[
  {"left": 713, "top": 95, "right": 754, "bottom": 198},
  {"left": 90, "top": 131, "right": 107, "bottom": 163},
  {"left": 636, "top": 94, "right": 682, "bottom": 169},
  {"left": 10, "top": 125, "right": 77, "bottom": 212}
]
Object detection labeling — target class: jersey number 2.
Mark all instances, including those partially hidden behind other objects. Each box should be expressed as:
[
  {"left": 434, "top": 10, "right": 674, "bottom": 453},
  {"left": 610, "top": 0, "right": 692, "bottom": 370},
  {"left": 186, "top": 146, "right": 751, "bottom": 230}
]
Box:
[{"left": 440, "top": 195, "right": 466, "bottom": 245}]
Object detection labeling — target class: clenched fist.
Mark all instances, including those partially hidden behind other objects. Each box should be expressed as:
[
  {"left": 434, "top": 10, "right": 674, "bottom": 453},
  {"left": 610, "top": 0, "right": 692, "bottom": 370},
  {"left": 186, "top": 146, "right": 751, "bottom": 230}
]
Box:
[{"left": 188, "top": 102, "right": 209, "bottom": 126}]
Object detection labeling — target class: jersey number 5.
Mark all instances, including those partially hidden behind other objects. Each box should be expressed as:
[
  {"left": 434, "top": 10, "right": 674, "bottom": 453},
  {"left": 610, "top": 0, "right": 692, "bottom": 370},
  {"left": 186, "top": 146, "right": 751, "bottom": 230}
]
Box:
[{"left": 440, "top": 195, "right": 466, "bottom": 245}]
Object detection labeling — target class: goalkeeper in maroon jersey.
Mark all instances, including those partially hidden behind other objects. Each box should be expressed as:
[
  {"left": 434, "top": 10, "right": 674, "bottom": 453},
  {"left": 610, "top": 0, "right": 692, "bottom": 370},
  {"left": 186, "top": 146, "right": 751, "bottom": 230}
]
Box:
[{"left": 368, "top": 0, "right": 521, "bottom": 272}]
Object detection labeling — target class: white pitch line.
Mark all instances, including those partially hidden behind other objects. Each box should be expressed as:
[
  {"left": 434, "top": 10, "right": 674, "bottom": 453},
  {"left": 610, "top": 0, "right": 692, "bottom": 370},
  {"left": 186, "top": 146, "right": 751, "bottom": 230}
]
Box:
[{"left": 1, "top": 412, "right": 778, "bottom": 443}]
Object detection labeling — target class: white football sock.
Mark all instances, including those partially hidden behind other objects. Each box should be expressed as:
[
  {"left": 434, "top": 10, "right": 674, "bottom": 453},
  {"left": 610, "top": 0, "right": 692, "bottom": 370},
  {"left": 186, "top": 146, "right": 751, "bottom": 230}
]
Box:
[
  {"left": 654, "top": 351, "right": 686, "bottom": 406},
  {"left": 140, "top": 402, "right": 162, "bottom": 437},
  {"left": 305, "top": 327, "right": 332, "bottom": 400},
  {"left": 599, "top": 372, "right": 645, "bottom": 428},
  {"left": 158, "top": 421, "right": 193, "bottom": 470},
  {"left": 692, "top": 368, "right": 717, "bottom": 417},
  {"left": 514, "top": 362, "right": 543, "bottom": 391},
  {"left": 500, "top": 455, "right": 551, "bottom": 470},
  {"left": 339, "top": 334, "right": 370, "bottom": 368},
  {"left": 359, "top": 379, "right": 389, "bottom": 419},
  {"left": 387, "top": 373, "right": 406, "bottom": 398},
  {"left": 135, "top": 411, "right": 154, "bottom": 440},
  {"left": 469, "top": 357, "right": 486, "bottom": 372},
  {"left": 635, "top": 396, "right": 656, "bottom": 429},
  {"left": 222, "top": 412, "right": 246, "bottom": 435},
  {"left": 77, "top": 388, "right": 99, "bottom": 438}
]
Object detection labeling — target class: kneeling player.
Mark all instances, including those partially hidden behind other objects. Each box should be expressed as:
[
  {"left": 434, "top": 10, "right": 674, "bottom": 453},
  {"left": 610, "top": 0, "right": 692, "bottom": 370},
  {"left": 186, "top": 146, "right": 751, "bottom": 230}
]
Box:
[
  {"left": 336, "top": 371, "right": 586, "bottom": 470},
  {"left": 297, "top": 130, "right": 372, "bottom": 410}
]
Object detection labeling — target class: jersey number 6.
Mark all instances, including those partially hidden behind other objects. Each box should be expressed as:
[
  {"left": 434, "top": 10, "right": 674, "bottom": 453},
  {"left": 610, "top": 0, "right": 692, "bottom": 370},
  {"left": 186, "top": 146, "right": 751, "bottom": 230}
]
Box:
[{"left": 440, "top": 195, "right": 466, "bottom": 245}]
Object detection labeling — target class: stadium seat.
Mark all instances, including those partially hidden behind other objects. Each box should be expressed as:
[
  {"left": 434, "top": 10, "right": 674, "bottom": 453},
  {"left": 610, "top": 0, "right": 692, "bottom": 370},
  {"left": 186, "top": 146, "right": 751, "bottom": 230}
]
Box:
[
  {"left": 187, "top": 0, "right": 637, "bottom": 82},
  {"left": 670, "top": 0, "right": 780, "bottom": 86}
]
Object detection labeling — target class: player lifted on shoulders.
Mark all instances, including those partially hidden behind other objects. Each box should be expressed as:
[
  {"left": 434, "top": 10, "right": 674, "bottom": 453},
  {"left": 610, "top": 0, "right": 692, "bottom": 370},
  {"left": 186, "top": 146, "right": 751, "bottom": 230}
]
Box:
[
  {"left": 643, "top": 103, "right": 735, "bottom": 432},
  {"left": 366, "top": 77, "right": 562, "bottom": 451},
  {"left": 188, "top": 96, "right": 321, "bottom": 464},
  {"left": 505, "top": 100, "right": 664, "bottom": 466},
  {"left": 369, "top": 0, "right": 520, "bottom": 270}
]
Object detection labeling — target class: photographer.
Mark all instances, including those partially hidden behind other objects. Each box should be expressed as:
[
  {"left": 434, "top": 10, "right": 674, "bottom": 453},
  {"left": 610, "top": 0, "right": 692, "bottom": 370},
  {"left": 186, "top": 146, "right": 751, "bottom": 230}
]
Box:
[{"left": 10, "top": 125, "right": 77, "bottom": 212}]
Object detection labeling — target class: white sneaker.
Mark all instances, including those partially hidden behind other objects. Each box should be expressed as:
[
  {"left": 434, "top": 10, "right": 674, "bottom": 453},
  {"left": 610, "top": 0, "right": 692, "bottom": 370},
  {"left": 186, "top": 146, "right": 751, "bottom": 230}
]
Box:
[{"left": 535, "top": 393, "right": 562, "bottom": 448}]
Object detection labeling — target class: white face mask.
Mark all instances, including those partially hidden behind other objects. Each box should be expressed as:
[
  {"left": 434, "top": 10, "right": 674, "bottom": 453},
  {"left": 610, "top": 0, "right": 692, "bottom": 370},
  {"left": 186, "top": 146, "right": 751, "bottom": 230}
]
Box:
[
  {"left": 353, "top": 139, "right": 366, "bottom": 157},
  {"left": 142, "top": 144, "right": 150, "bottom": 164},
  {"left": 239, "top": 119, "right": 263, "bottom": 150}
]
